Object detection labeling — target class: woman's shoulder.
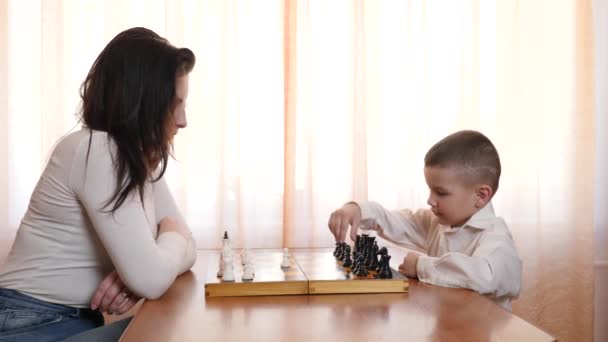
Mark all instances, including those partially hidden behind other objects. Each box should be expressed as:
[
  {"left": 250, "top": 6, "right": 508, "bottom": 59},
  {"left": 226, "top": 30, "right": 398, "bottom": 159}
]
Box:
[
  {"left": 54, "top": 128, "right": 112, "bottom": 155},
  {"left": 45, "top": 129, "right": 117, "bottom": 174}
]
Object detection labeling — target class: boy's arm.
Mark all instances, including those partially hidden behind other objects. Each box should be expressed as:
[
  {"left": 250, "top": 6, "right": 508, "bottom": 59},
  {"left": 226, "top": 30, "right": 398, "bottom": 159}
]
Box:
[
  {"left": 415, "top": 227, "right": 522, "bottom": 300},
  {"left": 355, "top": 201, "right": 433, "bottom": 251}
]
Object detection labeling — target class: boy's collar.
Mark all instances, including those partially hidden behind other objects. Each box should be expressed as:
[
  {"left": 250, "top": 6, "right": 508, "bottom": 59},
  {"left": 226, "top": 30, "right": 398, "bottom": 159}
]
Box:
[{"left": 454, "top": 202, "right": 496, "bottom": 230}]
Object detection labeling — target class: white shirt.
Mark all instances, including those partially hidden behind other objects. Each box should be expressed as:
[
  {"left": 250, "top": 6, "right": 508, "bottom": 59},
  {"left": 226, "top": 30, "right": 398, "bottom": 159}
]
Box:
[
  {"left": 0, "top": 129, "right": 197, "bottom": 308},
  {"left": 358, "top": 201, "right": 522, "bottom": 310}
]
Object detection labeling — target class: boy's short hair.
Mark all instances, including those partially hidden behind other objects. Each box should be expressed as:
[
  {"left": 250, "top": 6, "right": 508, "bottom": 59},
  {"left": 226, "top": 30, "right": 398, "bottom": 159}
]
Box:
[{"left": 424, "top": 130, "right": 501, "bottom": 193}]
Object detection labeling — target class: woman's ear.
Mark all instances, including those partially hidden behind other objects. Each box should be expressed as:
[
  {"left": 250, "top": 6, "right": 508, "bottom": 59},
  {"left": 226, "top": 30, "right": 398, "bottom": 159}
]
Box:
[{"left": 475, "top": 185, "right": 493, "bottom": 208}]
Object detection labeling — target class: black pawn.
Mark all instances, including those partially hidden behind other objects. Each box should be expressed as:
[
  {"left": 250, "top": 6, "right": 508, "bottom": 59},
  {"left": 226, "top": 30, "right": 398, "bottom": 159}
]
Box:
[
  {"left": 379, "top": 255, "right": 392, "bottom": 279},
  {"left": 223, "top": 231, "right": 229, "bottom": 239},
  {"left": 342, "top": 246, "right": 353, "bottom": 268},
  {"left": 338, "top": 243, "right": 348, "bottom": 261},
  {"left": 355, "top": 263, "right": 368, "bottom": 277},
  {"left": 333, "top": 242, "right": 341, "bottom": 257}
]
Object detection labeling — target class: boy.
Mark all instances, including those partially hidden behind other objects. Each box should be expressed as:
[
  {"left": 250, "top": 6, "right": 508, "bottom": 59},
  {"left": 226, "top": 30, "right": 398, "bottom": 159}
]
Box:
[{"left": 328, "top": 130, "right": 522, "bottom": 310}]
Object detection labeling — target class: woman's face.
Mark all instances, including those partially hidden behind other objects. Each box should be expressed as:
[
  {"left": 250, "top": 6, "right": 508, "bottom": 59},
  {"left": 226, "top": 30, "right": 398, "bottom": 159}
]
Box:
[{"left": 169, "top": 74, "right": 190, "bottom": 138}]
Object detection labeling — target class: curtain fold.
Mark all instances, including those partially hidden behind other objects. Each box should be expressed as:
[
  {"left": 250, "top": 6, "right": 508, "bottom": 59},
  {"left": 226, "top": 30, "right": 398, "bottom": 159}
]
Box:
[{"left": 0, "top": 0, "right": 597, "bottom": 340}]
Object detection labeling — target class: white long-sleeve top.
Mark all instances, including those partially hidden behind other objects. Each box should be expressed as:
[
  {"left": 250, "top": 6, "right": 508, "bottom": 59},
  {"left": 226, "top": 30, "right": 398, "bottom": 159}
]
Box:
[
  {"left": 0, "top": 129, "right": 197, "bottom": 307},
  {"left": 357, "top": 201, "right": 522, "bottom": 310}
]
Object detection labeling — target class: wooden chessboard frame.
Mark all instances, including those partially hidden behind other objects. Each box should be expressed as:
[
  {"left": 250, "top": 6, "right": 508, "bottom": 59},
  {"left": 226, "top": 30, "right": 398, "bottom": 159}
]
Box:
[{"left": 204, "top": 248, "right": 409, "bottom": 297}]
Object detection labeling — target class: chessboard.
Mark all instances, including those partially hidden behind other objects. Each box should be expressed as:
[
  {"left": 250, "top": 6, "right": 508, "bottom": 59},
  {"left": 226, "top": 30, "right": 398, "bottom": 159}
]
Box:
[{"left": 204, "top": 248, "right": 409, "bottom": 297}]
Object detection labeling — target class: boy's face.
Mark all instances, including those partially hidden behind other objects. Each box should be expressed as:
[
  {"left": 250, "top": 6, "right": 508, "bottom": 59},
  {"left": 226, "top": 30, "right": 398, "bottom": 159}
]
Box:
[{"left": 424, "top": 166, "right": 483, "bottom": 228}]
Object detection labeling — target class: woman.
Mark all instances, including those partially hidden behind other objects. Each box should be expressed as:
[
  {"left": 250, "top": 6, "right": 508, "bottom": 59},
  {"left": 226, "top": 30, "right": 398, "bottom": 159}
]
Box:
[{"left": 0, "top": 27, "right": 197, "bottom": 341}]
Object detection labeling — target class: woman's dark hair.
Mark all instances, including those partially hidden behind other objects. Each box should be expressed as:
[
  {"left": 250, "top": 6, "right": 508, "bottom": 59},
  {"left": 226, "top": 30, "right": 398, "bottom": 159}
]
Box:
[{"left": 80, "top": 27, "right": 195, "bottom": 213}]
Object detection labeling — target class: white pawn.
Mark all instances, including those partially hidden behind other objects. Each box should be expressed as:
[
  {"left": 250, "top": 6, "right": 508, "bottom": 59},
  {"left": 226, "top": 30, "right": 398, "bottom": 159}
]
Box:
[
  {"left": 242, "top": 262, "right": 255, "bottom": 281},
  {"left": 281, "top": 248, "right": 290, "bottom": 268}
]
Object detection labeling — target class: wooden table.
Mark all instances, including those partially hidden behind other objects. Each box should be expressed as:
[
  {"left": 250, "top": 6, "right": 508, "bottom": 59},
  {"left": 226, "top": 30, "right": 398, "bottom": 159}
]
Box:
[{"left": 120, "top": 250, "right": 555, "bottom": 342}]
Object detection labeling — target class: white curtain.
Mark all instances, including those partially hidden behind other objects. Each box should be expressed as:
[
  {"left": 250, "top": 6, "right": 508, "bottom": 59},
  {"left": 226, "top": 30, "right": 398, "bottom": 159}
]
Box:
[
  {"left": 0, "top": 0, "right": 600, "bottom": 341},
  {"left": 593, "top": 1, "right": 607, "bottom": 342}
]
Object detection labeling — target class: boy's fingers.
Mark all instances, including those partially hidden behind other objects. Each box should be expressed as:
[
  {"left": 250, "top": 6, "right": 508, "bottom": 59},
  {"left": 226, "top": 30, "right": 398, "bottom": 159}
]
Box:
[
  {"left": 338, "top": 215, "right": 349, "bottom": 242},
  {"left": 328, "top": 213, "right": 337, "bottom": 238},
  {"left": 349, "top": 217, "right": 360, "bottom": 242}
]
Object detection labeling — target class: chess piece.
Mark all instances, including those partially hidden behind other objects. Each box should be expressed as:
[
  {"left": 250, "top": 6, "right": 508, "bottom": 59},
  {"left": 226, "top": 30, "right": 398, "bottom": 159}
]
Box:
[
  {"left": 373, "top": 241, "right": 379, "bottom": 257},
  {"left": 281, "top": 248, "right": 290, "bottom": 268},
  {"left": 342, "top": 245, "right": 353, "bottom": 268},
  {"left": 354, "top": 235, "right": 362, "bottom": 253},
  {"left": 370, "top": 251, "right": 380, "bottom": 271},
  {"left": 338, "top": 242, "right": 348, "bottom": 261},
  {"left": 333, "top": 242, "right": 341, "bottom": 257},
  {"left": 242, "top": 262, "right": 255, "bottom": 281},
  {"left": 364, "top": 244, "right": 373, "bottom": 267},
  {"left": 353, "top": 254, "right": 365, "bottom": 275},
  {"left": 222, "top": 265, "right": 235, "bottom": 281},
  {"left": 216, "top": 256, "right": 224, "bottom": 277},
  {"left": 355, "top": 262, "right": 368, "bottom": 277},
  {"left": 378, "top": 254, "right": 392, "bottom": 279},
  {"left": 222, "top": 253, "right": 235, "bottom": 281}
]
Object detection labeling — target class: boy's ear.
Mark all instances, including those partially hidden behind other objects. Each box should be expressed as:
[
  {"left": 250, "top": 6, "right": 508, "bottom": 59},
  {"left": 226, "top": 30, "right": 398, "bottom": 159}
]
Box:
[{"left": 475, "top": 184, "right": 493, "bottom": 208}]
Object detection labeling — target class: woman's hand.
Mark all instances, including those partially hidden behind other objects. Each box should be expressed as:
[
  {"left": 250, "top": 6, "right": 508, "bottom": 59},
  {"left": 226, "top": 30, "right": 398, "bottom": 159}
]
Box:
[{"left": 90, "top": 270, "right": 141, "bottom": 315}]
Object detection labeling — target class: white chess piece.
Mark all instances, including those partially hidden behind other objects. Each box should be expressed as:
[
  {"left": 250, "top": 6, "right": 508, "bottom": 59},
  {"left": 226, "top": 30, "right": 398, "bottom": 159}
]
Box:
[
  {"left": 222, "top": 253, "right": 235, "bottom": 281},
  {"left": 222, "top": 243, "right": 232, "bottom": 260},
  {"left": 281, "top": 248, "right": 290, "bottom": 268},
  {"left": 242, "top": 262, "right": 255, "bottom": 280},
  {"left": 217, "top": 254, "right": 224, "bottom": 277}
]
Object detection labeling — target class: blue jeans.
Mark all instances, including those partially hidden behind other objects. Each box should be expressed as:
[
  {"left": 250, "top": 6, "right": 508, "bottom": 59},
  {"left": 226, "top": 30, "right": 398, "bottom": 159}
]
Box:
[{"left": 0, "top": 288, "right": 104, "bottom": 342}]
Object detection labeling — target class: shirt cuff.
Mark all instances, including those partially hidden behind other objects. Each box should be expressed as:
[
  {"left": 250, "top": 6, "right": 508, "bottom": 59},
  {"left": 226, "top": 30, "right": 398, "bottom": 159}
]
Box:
[
  {"left": 351, "top": 201, "right": 377, "bottom": 231},
  {"left": 417, "top": 255, "right": 437, "bottom": 283}
]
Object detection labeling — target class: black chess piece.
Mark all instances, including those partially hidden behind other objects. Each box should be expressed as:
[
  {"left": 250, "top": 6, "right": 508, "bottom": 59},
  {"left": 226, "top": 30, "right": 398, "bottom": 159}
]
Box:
[
  {"left": 353, "top": 254, "right": 365, "bottom": 274},
  {"left": 365, "top": 235, "right": 375, "bottom": 249},
  {"left": 342, "top": 245, "right": 353, "bottom": 268},
  {"left": 338, "top": 243, "right": 348, "bottom": 261},
  {"left": 355, "top": 263, "right": 368, "bottom": 277},
  {"left": 223, "top": 231, "right": 229, "bottom": 239},
  {"left": 379, "top": 254, "right": 392, "bottom": 279},
  {"left": 370, "top": 241, "right": 380, "bottom": 270},
  {"left": 364, "top": 244, "right": 373, "bottom": 267},
  {"left": 378, "top": 246, "right": 388, "bottom": 256},
  {"left": 354, "top": 235, "right": 362, "bottom": 253},
  {"left": 333, "top": 242, "right": 341, "bottom": 257},
  {"left": 370, "top": 251, "right": 380, "bottom": 270}
]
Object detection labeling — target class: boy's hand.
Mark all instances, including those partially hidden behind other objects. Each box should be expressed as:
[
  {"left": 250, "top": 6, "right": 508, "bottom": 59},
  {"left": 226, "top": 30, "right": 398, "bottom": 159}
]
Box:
[
  {"left": 398, "top": 253, "right": 420, "bottom": 278},
  {"left": 328, "top": 202, "right": 362, "bottom": 242}
]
